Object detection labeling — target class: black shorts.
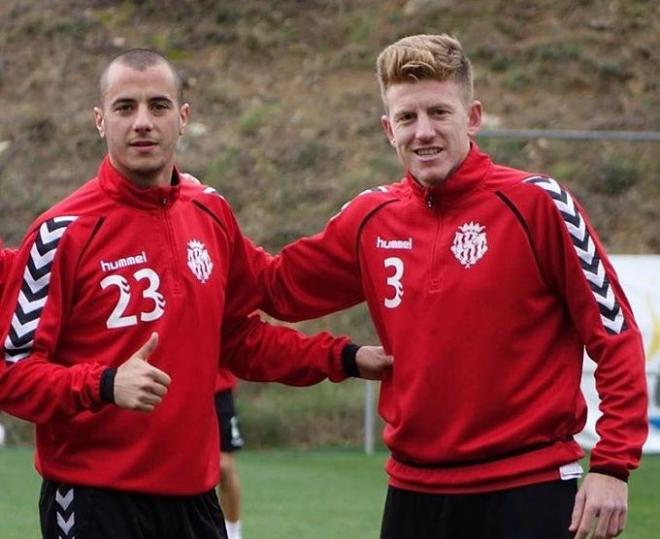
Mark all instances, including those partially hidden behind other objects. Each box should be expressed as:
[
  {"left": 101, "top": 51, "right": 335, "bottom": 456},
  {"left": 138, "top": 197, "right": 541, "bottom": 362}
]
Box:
[
  {"left": 214, "top": 390, "right": 244, "bottom": 453},
  {"left": 39, "top": 480, "right": 227, "bottom": 539},
  {"left": 380, "top": 479, "right": 577, "bottom": 539}
]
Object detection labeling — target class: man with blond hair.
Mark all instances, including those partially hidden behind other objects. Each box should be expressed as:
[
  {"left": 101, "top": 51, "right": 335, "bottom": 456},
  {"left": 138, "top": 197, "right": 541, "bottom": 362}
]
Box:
[{"left": 253, "top": 34, "right": 647, "bottom": 538}]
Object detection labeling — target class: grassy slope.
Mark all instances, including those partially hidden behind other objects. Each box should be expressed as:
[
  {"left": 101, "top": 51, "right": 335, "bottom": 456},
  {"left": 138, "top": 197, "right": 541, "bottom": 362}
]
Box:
[
  {"left": 0, "top": 0, "right": 658, "bottom": 251},
  {"left": 1, "top": 447, "right": 659, "bottom": 538}
]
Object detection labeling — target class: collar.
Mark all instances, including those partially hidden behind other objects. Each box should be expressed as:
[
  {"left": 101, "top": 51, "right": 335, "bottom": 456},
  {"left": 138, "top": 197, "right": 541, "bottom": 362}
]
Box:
[
  {"left": 97, "top": 156, "right": 181, "bottom": 210},
  {"left": 406, "top": 143, "right": 492, "bottom": 208}
]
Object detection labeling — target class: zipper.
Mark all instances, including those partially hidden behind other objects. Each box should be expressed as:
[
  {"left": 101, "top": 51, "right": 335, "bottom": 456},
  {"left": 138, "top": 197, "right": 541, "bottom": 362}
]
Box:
[
  {"left": 161, "top": 197, "right": 183, "bottom": 294},
  {"left": 429, "top": 208, "right": 442, "bottom": 290},
  {"left": 424, "top": 188, "right": 444, "bottom": 291}
]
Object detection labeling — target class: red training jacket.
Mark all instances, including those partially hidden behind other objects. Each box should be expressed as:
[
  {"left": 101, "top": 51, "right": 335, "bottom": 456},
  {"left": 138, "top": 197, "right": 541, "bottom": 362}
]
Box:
[
  {"left": 0, "top": 157, "right": 350, "bottom": 495},
  {"left": 254, "top": 144, "right": 648, "bottom": 493}
]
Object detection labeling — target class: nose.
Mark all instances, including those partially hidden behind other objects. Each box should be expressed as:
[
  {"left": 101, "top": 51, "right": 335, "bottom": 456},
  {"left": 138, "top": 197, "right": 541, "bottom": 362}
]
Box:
[
  {"left": 415, "top": 113, "right": 434, "bottom": 141},
  {"left": 132, "top": 103, "right": 154, "bottom": 132}
]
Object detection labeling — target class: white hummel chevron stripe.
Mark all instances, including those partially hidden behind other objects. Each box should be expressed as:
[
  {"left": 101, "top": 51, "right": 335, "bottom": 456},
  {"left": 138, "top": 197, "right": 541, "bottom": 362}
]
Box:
[
  {"left": 565, "top": 218, "right": 587, "bottom": 246},
  {"left": 603, "top": 313, "right": 625, "bottom": 333},
  {"left": 57, "top": 511, "right": 75, "bottom": 535},
  {"left": 55, "top": 487, "right": 75, "bottom": 537},
  {"left": 4, "top": 330, "right": 29, "bottom": 361},
  {"left": 525, "top": 177, "right": 626, "bottom": 334},
  {"left": 56, "top": 488, "right": 74, "bottom": 510},
  {"left": 39, "top": 220, "right": 72, "bottom": 244},
  {"left": 29, "top": 240, "right": 57, "bottom": 267},
  {"left": 17, "top": 289, "right": 48, "bottom": 314},
  {"left": 54, "top": 216, "right": 78, "bottom": 224},
  {"left": 6, "top": 351, "right": 29, "bottom": 362},
  {"left": 8, "top": 312, "right": 39, "bottom": 339},
  {"left": 574, "top": 235, "right": 596, "bottom": 265},
  {"left": 584, "top": 263, "right": 606, "bottom": 288},
  {"left": 23, "top": 270, "right": 52, "bottom": 295},
  {"left": 554, "top": 192, "right": 576, "bottom": 216},
  {"left": 595, "top": 286, "right": 617, "bottom": 311},
  {"left": 3, "top": 217, "right": 78, "bottom": 363}
]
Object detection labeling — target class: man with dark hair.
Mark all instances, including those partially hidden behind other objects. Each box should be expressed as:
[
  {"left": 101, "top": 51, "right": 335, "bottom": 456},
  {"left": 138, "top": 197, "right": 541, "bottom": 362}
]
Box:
[
  {"left": 252, "top": 34, "right": 648, "bottom": 539},
  {"left": 0, "top": 49, "right": 391, "bottom": 539},
  {"left": 98, "top": 47, "right": 184, "bottom": 104}
]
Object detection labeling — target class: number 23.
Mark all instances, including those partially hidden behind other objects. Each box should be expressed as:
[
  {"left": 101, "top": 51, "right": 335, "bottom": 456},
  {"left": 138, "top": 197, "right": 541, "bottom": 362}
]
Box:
[{"left": 100, "top": 268, "right": 166, "bottom": 328}]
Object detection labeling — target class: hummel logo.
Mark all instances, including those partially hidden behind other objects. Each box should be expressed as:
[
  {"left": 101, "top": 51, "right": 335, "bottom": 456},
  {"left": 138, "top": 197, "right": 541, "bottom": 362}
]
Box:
[
  {"left": 100, "top": 251, "right": 147, "bottom": 272},
  {"left": 376, "top": 236, "right": 413, "bottom": 250}
]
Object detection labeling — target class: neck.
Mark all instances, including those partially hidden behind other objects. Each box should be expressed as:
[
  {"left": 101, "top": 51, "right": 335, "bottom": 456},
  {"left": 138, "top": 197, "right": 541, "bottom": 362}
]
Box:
[
  {"left": 109, "top": 157, "right": 174, "bottom": 188},
  {"left": 130, "top": 169, "right": 173, "bottom": 188}
]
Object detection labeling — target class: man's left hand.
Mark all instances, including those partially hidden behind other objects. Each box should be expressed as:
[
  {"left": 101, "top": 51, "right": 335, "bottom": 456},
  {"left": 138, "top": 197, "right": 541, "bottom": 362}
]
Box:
[
  {"left": 355, "top": 346, "right": 393, "bottom": 380},
  {"left": 569, "top": 472, "right": 628, "bottom": 539}
]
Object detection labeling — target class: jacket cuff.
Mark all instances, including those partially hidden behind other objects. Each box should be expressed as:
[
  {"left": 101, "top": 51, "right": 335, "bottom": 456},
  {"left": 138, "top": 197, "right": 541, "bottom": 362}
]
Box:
[
  {"left": 588, "top": 467, "right": 629, "bottom": 483},
  {"left": 341, "top": 343, "right": 361, "bottom": 377},
  {"left": 100, "top": 368, "right": 117, "bottom": 403}
]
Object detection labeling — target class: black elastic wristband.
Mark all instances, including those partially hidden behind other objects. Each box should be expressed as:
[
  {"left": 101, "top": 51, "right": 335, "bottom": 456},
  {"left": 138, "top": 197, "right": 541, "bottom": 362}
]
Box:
[
  {"left": 100, "top": 368, "right": 117, "bottom": 403},
  {"left": 341, "top": 343, "right": 361, "bottom": 378},
  {"left": 588, "top": 467, "right": 629, "bottom": 483}
]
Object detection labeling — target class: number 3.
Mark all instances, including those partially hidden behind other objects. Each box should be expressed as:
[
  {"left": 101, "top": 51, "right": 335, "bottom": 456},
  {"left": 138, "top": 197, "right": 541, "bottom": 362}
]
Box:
[{"left": 384, "top": 257, "right": 404, "bottom": 309}]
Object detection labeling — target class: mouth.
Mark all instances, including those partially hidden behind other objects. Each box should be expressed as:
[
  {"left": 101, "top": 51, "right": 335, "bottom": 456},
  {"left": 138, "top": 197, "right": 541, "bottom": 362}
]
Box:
[
  {"left": 413, "top": 147, "right": 442, "bottom": 159},
  {"left": 129, "top": 140, "right": 158, "bottom": 148}
]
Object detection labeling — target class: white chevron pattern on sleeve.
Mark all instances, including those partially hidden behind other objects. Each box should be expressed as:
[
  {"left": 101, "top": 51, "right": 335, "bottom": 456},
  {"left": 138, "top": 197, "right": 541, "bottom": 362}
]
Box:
[
  {"left": 3, "top": 216, "right": 78, "bottom": 363},
  {"left": 524, "top": 177, "right": 626, "bottom": 335}
]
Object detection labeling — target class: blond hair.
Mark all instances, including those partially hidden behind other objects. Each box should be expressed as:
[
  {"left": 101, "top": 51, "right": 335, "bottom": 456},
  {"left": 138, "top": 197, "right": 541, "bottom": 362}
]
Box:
[{"left": 376, "top": 34, "right": 473, "bottom": 106}]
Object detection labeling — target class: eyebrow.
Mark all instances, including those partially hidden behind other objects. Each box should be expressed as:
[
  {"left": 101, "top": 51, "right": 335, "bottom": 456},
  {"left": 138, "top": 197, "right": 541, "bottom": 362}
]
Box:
[
  {"left": 110, "top": 95, "right": 175, "bottom": 107},
  {"left": 393, "top": 109, "right": 414, "bottom": 120}
]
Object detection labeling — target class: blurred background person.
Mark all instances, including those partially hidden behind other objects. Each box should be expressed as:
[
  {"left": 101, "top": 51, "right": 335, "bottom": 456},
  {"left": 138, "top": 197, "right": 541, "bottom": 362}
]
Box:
[{"left": 215, "top": 367, "right": 244, "bottom": 539}]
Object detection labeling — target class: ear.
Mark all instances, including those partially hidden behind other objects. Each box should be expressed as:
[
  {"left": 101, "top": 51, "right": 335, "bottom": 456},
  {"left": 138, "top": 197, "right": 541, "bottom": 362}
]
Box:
[
  {"left": 178, "top": 102, "right": 191, "bottom": 135},
  {"left": 381, "top": 114, "right": 396, "bottom": 146},
  {"left": 93, "top": 107, "right": 105, "bottom": 138},
  {"left": 466, "top": 100, "right": 482, "bottom": 137}
]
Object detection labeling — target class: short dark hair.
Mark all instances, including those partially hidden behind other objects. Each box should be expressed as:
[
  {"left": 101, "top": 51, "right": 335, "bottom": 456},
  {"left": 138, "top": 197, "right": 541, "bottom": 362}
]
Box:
[{"left": 98, "top": 48, "right": 184, "bottom": 104}]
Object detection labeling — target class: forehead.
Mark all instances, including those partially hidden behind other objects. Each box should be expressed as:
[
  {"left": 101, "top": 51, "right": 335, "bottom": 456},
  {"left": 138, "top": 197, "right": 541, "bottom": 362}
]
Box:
[
  {"left": 103, "top": 62, "right": 178, "bottom": 105},
  {"left": 385, "top": 79, "right": 465, "bottom": 113}
]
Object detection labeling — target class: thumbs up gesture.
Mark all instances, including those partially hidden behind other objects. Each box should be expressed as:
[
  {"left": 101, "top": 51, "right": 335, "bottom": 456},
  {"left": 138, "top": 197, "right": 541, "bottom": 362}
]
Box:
[{"left": 113, "top": 333, "right": 172, "bottom": 412}]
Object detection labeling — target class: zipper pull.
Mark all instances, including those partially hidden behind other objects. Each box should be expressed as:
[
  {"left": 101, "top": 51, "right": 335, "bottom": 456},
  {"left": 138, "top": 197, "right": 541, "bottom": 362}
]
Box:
[{"left": 426, "top": 191, "right": 433, "bottom": 208}]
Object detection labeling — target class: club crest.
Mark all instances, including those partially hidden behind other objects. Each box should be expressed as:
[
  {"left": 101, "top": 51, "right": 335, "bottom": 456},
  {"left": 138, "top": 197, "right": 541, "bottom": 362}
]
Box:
[
  {"left": 187, "top": 239, "right": 214, "bottom": 283},
  {"left": 451, "top": 222, "right": 488, "bottom": 269}
]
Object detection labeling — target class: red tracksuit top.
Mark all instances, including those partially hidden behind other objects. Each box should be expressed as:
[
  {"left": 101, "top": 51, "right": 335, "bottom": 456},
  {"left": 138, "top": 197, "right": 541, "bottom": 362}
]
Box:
[
  {"left": 256, "top": 144, "right": 648, "bottom": 493},
  {"left": 0, "top": 156, "right": 350, "bottom": 495}
]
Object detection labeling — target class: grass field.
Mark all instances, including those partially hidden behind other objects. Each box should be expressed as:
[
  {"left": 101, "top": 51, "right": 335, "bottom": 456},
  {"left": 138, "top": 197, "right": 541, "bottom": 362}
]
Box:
[{"left": 1, "top": 447, "right": 659, "bottom": 538}]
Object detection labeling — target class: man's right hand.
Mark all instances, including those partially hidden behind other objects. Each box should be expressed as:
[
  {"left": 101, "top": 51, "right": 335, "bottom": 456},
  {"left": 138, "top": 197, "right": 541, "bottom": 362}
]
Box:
[{"left": 113, "top": 333, "right": 172, "bottom": 412}]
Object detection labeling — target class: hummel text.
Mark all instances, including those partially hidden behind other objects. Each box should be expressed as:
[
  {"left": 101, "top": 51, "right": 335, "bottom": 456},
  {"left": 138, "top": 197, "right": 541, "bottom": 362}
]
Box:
[
  {"left": 376, "top": 236, "right": 413, "bottom": 250},
  {"left": 100, "top": 251, "right": 148, "bottom": 272}
]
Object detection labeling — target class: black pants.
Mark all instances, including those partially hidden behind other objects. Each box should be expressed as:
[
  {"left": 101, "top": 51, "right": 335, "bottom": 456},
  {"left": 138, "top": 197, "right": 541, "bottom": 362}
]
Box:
[
  {"left": 380, "top": 479, "right": 577, "bottom": 539},
  {"left": 39, "top": 480, "right": 227, "bottom": 539}
]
